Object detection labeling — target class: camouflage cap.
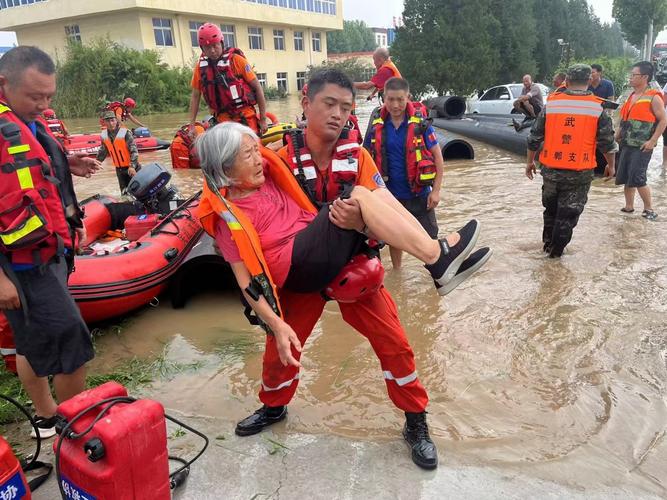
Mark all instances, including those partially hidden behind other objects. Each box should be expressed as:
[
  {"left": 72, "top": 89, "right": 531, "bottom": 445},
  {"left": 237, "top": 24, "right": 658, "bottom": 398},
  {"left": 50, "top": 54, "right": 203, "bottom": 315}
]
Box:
[
  {"left": 566, "top": 64, "right": 592, "bottom": 82},
  {"left": 101, "top": 110, "right": 117, "bottom": 120}
]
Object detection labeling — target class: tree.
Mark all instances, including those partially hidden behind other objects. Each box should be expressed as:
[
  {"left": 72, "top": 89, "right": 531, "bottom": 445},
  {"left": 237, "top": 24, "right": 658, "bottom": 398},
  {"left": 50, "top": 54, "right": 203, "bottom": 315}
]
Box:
[
  {"left": 490, "top": 0, "right": 537, "bottom": 82},
  {"left": 613, "top": 0, "right": 667, "bottom": 49},
  {"left": 392, "top": 0, "right": 500, "bottom": 97},
  {"left": 327, "top": 20, "right": 377, "bottom": 54}
]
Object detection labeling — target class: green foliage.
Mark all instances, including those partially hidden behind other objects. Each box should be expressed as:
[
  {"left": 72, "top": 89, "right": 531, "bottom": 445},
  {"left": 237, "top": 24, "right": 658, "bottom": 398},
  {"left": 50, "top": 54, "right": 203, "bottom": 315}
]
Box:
[
  {"left": 613, "top": 0, "right": 667, "bottom": 48},
  {"left": 262, "top": 86, "right": 288, "bottom": 99},
  {"left": 392, "top": 0, "right": 629, "bottom": 97},
  {"left": 54, "top": 38, "right": 192, "bottom": 118},
  {"left": 556, "top": 56, "right": 633, "bottom": 97},
  {"left": 307, "top": 58, "right": 375, "bottom": 83},
  {"left": 327, "top": 20, "right": 377, "bottom": 54}
]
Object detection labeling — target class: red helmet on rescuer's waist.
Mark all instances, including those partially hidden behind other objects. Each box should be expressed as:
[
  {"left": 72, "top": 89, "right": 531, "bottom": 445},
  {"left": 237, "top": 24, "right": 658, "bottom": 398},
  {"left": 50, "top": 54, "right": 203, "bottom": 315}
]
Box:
[
  {"left": 43, "top": 108, "right": 56, "bottom": 119},
  {"left": 123, "top": 97, "right": 136, "bottom": 109},
  {"left": 198, "top": 23, "right": 223, "bottom": 46},
  {"left": 324, "top": 254, "right": 384, "bottom": 303}
]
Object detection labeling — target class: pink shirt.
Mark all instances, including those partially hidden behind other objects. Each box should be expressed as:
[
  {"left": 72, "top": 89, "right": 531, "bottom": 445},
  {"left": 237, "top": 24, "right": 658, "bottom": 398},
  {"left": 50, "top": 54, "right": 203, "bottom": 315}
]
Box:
[{"left": 214, "top": 176, "right": 315, "bottom": 287}]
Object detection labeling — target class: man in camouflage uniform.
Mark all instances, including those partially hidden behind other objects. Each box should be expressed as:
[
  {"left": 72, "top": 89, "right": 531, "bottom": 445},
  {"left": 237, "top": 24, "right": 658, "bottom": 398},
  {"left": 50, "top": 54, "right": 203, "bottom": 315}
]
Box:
[{"left": 526, "top": 64, "right": 616, "bottom": 258}]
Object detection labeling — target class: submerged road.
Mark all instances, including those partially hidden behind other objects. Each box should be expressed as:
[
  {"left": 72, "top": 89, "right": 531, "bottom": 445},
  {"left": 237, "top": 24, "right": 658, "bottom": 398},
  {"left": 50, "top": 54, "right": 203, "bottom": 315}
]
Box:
[{"left": 42, "top": 96, "right": 667, "bottom": 498}]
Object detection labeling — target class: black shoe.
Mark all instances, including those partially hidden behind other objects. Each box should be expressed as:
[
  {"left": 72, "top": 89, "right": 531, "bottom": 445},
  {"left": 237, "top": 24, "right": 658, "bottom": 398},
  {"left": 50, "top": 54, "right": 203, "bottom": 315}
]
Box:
[
  {"left": 543, "top": 242, "right": 551, "bottom": 253},
  {"left": 235, "top": 405, "right": 287, "bottom": 436},
  {"left": 435, "top": 247, "right": 492, "bottom": 296},
  {"left": 30, "top": 415, "right": 58, "bottom": 439},
  {"left": 403, "top": 412, "right": 438, "bottom": 470},
  {"left": 426, "top": 219, "right": 480, "bottom": 290}
]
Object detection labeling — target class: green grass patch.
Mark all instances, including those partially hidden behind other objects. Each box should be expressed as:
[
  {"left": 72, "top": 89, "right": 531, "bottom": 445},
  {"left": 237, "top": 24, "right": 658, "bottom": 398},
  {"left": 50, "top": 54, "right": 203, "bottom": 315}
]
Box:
[
  {"left": 0, "top": 346, "right": 202, "bottom": 425},
  {"left": 214, "top": 333, "right": 263, "bottom": 362}
]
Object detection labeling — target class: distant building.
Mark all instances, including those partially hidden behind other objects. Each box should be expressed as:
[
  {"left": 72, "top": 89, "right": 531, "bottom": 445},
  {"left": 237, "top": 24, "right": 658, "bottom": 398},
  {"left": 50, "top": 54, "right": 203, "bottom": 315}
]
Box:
[
  {"left": 0, "top": 0, "right": 343, "bottom": 93},
  {"left": 372, "top": 28, "right": 388, "bottom": 49}
]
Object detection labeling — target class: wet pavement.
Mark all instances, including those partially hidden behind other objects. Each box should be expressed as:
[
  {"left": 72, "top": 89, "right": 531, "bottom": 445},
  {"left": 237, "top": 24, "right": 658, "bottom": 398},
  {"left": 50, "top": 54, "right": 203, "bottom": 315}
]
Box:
[{"left": 9, "top": 95, "right": 667, "bottom": 498}]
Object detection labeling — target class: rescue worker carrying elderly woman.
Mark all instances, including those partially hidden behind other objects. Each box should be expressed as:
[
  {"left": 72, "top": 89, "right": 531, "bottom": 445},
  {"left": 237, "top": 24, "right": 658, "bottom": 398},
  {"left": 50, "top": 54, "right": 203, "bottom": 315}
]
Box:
[
  {"left": 197, "top": 69, "right": 491, "bottom": 470},
  {"left": 188, "top": 22, "right": 269, "bottom": 137}
]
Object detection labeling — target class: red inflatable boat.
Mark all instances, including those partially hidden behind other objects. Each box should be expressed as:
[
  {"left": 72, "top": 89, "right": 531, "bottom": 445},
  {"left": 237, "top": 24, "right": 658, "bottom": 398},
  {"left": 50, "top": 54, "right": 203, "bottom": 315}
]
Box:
[
  {"left": 69, "top": 191, "right": 203, "bottom": 323},
  {"left": 63, "top": 132, "right": 170, "bottom": 156}
]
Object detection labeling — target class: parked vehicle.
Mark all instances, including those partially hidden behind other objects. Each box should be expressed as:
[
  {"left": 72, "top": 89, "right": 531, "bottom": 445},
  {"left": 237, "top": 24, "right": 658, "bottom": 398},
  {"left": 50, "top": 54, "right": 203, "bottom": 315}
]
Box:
[{"left": 470, "top": 83, "right": 549, "bottom": 114}]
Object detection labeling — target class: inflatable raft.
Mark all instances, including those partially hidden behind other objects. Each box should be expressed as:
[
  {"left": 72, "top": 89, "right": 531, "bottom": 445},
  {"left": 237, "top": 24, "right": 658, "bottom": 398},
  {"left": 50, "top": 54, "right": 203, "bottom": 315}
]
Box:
[
  {"left": 63, "top": 128, "right": 171, "bottom": 157},
  {"left": 69, "top": 164, "right": 203, "bottom": 323}
]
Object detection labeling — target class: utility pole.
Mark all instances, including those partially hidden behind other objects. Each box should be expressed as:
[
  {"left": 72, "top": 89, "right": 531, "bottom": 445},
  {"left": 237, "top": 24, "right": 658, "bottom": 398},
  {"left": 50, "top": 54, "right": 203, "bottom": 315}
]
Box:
[{"left": 648, "top": 17, "right": 654, "bottom": 61}]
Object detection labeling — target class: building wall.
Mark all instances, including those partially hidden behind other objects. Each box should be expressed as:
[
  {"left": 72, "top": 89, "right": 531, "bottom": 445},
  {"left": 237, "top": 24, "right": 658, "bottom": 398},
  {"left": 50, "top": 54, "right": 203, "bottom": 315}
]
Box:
[{"left": 1, "top": 0, "right": 340, "bottom": 94}]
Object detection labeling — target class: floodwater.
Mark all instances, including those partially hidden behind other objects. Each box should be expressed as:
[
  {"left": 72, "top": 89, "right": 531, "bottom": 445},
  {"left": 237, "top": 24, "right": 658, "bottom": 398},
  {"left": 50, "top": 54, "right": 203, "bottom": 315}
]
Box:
[{"left": 71, "top": 96, "right": 666, "bottom": 495}]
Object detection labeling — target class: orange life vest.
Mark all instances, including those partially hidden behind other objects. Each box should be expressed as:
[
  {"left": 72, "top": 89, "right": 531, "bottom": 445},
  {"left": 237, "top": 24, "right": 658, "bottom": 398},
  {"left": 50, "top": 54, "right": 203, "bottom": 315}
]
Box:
[
  {"left": 539, "top": 92, "right": 603, "bottom": 170},
  {"left": 368, "top": 101, "right": 437, "bottom": 192},
  {"left": 101, "top": 127, "right": 131, "bottom": 168},
  {"left": 379, "top": 60, "right": 402, "bottom": 85},
  {"left": 0, "top": 100, "right": 74, "bottom": 265},
  {"left": 198, "top": 48, "right": 257, "bottom": 116},
  {"left": 198, "top": 147, "right": 316, "bottom": 326},
  {"left": 619, "top": 88, "right": 662, "bottom": 147},
  {"left": 284, "top": 128, "right": 361, "bottom": 206}
]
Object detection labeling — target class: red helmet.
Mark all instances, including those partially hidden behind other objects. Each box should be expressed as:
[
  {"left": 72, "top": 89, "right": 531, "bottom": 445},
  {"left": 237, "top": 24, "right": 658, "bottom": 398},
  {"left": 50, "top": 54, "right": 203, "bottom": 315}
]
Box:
[
  {"left": 123, "top": 97, "right": 136, "bottom": 109},
  {"left": 198, "top": 23, "right": 223, "bottom": 47},
  {"left": 324, "top": 254, "right": 384, "bottom": 303},
  {"left": 43, "top": 108, "right": 56, "bottom": 119}
]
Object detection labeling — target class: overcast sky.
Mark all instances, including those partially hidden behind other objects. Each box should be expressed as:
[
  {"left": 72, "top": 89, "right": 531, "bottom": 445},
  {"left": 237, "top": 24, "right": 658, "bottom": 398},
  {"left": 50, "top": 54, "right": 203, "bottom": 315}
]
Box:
[
  {"left": 343, "top": 0, "right": 614, "bottom": 26},
  {"left": 0, "top": 1, "right": 635, "bottom": 46}
]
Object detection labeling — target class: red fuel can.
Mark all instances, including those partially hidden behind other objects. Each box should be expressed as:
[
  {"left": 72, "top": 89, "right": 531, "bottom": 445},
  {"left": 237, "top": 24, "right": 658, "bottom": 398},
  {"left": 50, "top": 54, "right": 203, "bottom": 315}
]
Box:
[
  {"left": 54, "top": 382, "right": 170, "bottom": 500},
  {"left": 0, "top": 436, "right": 30, "bottom": 500},
  {"left": 124, "top": 214, "right": 160, "bottom": 241}
]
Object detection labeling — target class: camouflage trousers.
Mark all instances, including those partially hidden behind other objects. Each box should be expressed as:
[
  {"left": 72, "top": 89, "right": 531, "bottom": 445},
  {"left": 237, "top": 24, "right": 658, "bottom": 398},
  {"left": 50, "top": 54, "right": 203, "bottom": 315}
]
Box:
[{"left": 540, "top": 167, "right": 594, "bottom": 257}]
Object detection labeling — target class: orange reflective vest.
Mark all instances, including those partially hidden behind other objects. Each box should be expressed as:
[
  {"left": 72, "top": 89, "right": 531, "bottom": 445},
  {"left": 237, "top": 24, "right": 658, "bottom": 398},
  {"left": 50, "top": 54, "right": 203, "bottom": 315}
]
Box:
[
  {"left": 198, "top": 147, "right": 317, "bottom": 323},
  {"left": 619, "top": 89, "right": 662, "bottom": 147},
  {"left": 0, "top": 100, "right": 74, "bottom": 264},
  {"left": 101, "top": 127, "right": 131, "bottom": 168},
  {"left": 368, "top": 101, "right": 437, "bottom": 193},
  {"left": 539, "top": 92, "right": 603, "bottom": 170},
  {"left": 284, "top": 128, "right": 361, "bottom": 206},
  {"left": 379, "top": 61, "right": 401, "bottom": 86}
]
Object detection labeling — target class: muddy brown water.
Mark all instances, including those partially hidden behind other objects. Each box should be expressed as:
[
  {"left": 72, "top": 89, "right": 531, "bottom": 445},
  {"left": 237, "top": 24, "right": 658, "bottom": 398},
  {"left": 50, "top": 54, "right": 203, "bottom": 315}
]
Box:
[{"left": 68, "top": 96, "right": 667, "bottom": 494}]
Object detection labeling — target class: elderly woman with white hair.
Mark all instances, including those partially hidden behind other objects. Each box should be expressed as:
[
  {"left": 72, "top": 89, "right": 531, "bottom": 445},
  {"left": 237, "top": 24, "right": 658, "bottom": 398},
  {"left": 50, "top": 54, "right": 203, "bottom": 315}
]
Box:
[{"left": 196, "top": 122, "right": 480, "bottom": 365}]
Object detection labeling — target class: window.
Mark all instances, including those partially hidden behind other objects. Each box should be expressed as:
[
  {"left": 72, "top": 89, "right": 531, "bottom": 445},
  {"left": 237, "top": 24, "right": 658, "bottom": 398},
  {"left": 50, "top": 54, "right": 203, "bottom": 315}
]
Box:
[
  {"left": 496, "top": 87, "right": 511, "bottom": 100},
  {"left": 220, "top": 24, "right": 236, "bottom": 48},
  {"left": 293, "top": 31, "right": 304, "bottom": 51},
  {"left": 0, "top": 0, "right": 47, "bottom": 8},
  {"left": 276, "top": 72, "right": 288, "bottom": 92},
  {"left": 242, "top": 0, "right": 333, "bottom": 14},
  {"left": 273, "top": 29, "right": 285, "bottom": 51},
  {"left": 312, "top": 32, "right": 321, "bottom": 52},
  {"left": 256, "top": 73, "right": 267, "bottom": 89},
  {"left": 248, "top": 27, "right": 263, "bottom": 50},
  {"left": 64, "top": 25, "right": 81, "bottom": 44},
  {"left": 480, "top": 87, "right": 500, "bottom": 101},
  {"left": 296, "top": 71, "right": 306, "bottom": 91},
  {"left": 189, "top": 21, "right": 204, "bottom": 47},
  {"left": 152, "top": 18, "right": 174, "bottom": 47}
]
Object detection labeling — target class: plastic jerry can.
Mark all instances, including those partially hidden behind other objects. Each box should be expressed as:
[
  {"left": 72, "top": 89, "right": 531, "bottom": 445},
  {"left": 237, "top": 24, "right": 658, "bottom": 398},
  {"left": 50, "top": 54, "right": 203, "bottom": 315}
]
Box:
[
  {"left": 124, "top": 214, "right": 160, "bottom": 241},
  {"left": 0, "top": 436, "right": 30, "bottom": 500},
  {"left": 54, "top": 382, "right": 170, "bottom": 500}
]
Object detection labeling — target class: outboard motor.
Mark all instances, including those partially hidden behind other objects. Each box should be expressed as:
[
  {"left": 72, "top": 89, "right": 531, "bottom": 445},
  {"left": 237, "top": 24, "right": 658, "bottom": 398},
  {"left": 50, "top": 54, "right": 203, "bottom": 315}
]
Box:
[
  {"left": 132, "top": 127, "right": 151, "bottom": 138},
  {"left": 126, "top": 162, "right": 179, "bottom": 213}
]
